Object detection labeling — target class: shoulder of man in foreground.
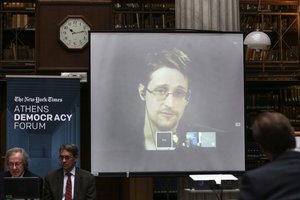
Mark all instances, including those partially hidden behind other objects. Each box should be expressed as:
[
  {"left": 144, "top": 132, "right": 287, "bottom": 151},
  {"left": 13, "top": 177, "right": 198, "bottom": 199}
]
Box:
[
  {"left": 239, "top": 150, "right": 300, "bottom": 200},
  {"left": 243, "top": 150, "right": 300, "bottom": 180}
]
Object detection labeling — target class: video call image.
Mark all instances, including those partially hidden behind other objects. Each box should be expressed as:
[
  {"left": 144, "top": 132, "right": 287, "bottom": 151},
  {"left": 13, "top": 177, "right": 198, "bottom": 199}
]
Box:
[{"left": 90, "top": 32, "right": 245, "bottom": 174}]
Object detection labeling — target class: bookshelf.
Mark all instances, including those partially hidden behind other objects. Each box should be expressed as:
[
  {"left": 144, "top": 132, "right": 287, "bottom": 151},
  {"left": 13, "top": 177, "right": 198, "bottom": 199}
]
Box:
[
  {"left": 240, "top": 0, "right": 300, "bottom": 79},
  {"left": 241, "top": 0, "right": 300, "bottom": 170},
  {"left": 245, "top": 80, "right": 300, "bottom": 170},
  {"left": 0, "top": 0, "right": 36, "bottom": 71},
  {"left": 112, "top": 0, "right": 175, "bottom": 30},
  {"left": 246, "top": 81, "right": 300, "bottom": 131}
]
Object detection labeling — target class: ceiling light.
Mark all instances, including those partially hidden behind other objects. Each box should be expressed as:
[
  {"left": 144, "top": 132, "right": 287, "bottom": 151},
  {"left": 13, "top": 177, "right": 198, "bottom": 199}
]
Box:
[{"left": 244, "top": 31, "right": 271, "bottom": 51}]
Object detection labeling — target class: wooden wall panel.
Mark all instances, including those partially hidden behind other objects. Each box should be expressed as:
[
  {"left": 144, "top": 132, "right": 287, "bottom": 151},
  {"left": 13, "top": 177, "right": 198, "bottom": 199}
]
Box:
[
  {"left": 129, "top": 177, "right": 153, "bottom": 200},
  {"left": 36, "top": 1, "right": 112, "bottom": 71}
]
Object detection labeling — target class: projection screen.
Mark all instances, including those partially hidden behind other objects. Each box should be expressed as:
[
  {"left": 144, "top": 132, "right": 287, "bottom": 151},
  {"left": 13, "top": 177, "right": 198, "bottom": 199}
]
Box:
[{"left": 90, "top": 31, "right": 245, "bottom": 175}]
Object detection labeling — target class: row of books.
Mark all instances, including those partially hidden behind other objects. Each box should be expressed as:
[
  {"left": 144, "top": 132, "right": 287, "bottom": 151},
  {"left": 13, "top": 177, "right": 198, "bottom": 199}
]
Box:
[
  {"left": 114, "top": 13, "right": 175, "bottom": 29},
  {"left": 283, "top": 86, "right": 300, "bottom": 103},
  {"left": 245, "top": 49, "right": 268, "bottom": 62},
  {"left": 144, "top": 3, "right": 174, "bottom": 10},
  {"left": 113, "top": 3, "right": 139, "bottom": 9},
  {"left": 247, "top": 107, "right": 300, "bottom": 131},
  {"left": 281, "top": 106, "right": 300, "bottom": 126},
  {"left": 114, "top": 13, "right": 139, "bottom": 29},
  {"left": 3, "top": 2, "right": 35, "bottom": 9},
  {"left": 2, "top": 43, "right": 34, "bottom": 61},
  {"left": 245, "top": 47, "right": 298, "bottom": 62},
  {"left": 246, "top": 93, "right": 279, "bottom": 109},
  {"left": 113, "top": 3, "right": 174, "bottom": 10},
  {"left": 246, "top": 142, "right": 268, "bottom": 170},
  {"left": 144, "top": 14, "right": 174, "bottom": 29},
  {"left": 240, "top": 4, "right": 298, "bottom": 12},
  {"left": 241, "top": 15, "right": 298, "bottom": 32},
  {"left": 3, "top": 13, "right": 35, "bottom": 29},
  {"left": 247, "top": 87, "right": 300, "bottom": 106}
]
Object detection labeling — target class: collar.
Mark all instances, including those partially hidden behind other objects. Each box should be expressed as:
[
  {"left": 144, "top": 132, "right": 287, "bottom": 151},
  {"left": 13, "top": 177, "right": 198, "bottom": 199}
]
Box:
[{"left": 64, "top": 167, "right": 76, "bottom": 176}]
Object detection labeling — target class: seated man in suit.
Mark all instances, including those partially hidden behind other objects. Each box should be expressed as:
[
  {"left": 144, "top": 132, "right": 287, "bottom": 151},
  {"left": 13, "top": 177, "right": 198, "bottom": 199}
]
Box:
[
  {"left": 43, "top": 144, "right": 96, "bottom": 200},
  {"left": 239, "top": 112, "right": 300, "bottom": 200},
  {"left": 0, "top": 147, "right": 43, "bottom": 200}
]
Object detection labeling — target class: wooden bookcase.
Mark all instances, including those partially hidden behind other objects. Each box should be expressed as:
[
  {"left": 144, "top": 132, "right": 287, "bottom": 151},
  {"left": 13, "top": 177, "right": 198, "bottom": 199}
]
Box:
[
  {"left": 112, "top": 0, "right": 175, "bottom": 30},
  {"left": 0, "top": 0, "right": 36, "bottom": 72},
  {"left": 241, "top": 0, "right": 300, "bottom": 170},
  {"left": 240, "top": 0, "right": 300, "bottom": 79},
  {"left": 245, "top": 80, "right": 300, "bottom": 170},
  {"left": 246, "top": 81, "right": 300, "bottom": 130}
]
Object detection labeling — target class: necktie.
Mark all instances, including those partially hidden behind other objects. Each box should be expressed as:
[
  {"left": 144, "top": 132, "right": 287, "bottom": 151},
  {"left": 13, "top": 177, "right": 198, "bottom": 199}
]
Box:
[{"left": 65, "top": 173, "right": 72, "bottom": 200}]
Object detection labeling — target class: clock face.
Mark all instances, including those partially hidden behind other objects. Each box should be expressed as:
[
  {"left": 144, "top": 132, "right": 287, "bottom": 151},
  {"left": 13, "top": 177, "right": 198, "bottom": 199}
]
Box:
[{"left": 59, "top": 17, "right": 91, "bottom": 49}]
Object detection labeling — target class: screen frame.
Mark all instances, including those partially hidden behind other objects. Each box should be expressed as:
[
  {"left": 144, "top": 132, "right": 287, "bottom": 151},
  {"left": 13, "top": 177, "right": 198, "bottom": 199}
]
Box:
[{"left": 89, "top": 30, "right": 246, "bottom": 177}]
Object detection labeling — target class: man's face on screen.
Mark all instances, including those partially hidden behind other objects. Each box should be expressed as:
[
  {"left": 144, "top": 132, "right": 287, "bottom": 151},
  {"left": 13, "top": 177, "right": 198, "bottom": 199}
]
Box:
[{"left": 145, "top": 67, "right": 189, "bottom": 131}]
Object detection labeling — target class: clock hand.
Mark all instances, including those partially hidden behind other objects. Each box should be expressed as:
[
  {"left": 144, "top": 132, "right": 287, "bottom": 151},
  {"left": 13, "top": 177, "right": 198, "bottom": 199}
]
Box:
[
  {"left": 69, "top": 28, "right": 85, "bottom": 34},
  {"left": 72, "top": 31, "right": 85, "bottom": 35}
]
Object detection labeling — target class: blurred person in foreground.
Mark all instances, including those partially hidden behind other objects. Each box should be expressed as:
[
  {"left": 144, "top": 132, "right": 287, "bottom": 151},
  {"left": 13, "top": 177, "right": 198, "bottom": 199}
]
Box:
[{"left": 239, "top": 112, "right": 300, "bottom": 200}]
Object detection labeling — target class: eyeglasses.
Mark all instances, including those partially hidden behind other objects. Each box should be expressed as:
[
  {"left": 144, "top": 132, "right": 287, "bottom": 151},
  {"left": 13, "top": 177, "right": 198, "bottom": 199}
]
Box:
[
  {"left": 146, "top": 87, "right": 190, "bottom": 101},
  {"left": 59, "top": 155, "right": 73, "bottom": 161},
  {"left": 8, "top": 162, "right": 23, "bottom": 168}
]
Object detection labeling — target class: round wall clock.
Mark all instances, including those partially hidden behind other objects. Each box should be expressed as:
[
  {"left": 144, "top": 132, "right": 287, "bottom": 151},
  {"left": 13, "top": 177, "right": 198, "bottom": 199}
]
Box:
[{"left": 59, "top": 16, "right": 91, "bottom": 50}]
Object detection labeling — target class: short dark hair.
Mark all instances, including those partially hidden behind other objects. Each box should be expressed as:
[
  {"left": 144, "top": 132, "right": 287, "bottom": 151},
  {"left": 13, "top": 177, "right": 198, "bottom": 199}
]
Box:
[
  {"left": 251, "top": 112, "right": 296, "bottom": 157},
  {"left": 59, "top": 144, "right": 79, "bottom": 158},
  {"left": 5, "top": 147, "right": 29, "bottom": 169},
  {"left": 141, "top": 48, "right": 191, "bottom": 86}
]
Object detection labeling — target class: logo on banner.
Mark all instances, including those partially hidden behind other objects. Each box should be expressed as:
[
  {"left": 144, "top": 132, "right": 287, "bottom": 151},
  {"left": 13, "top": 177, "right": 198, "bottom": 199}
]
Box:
[{"left": 13, "top": 96, "right": 73, "bottom": 130}]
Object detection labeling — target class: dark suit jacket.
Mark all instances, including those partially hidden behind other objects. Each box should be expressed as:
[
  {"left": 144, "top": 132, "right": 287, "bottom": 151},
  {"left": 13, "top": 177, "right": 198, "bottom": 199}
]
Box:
[
  {"left": 0, "top": 169, "right": 43, "bottom": 200},
  {"left": 239, "top": 150, "right": 300, "bottom": 200},
  {"left": 43, "top": 167, "right": 96, "bottom": 200}
]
